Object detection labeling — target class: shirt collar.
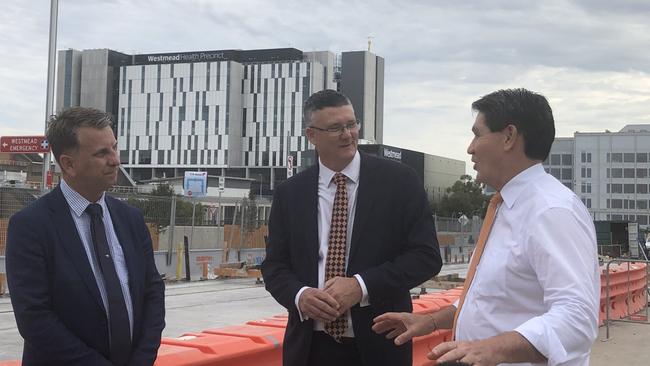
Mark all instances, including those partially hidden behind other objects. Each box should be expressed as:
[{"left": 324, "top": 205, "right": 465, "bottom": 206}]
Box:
[
  {"left": 499, "top": 163, "right": 545, "bottom": 209},
  {"left": 318, "top": 151, "right": 360, "bottom": 187},
  {"left": 60, "top": 178, "right": 107, "bottom": 218}
]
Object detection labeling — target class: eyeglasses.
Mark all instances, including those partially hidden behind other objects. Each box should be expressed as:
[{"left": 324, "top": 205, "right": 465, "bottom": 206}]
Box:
[{"left": 309, "top": 121, "right": 360, "bottom": 135}]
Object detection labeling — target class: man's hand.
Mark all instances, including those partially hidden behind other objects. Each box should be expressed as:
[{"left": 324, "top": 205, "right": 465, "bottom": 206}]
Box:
[
  {"left": 298, "top": 288, "right": 340, "bottom": 322},
  {"left": 429, "top": 332, "right": 546, "bottom": 366},
  {"left": 372, "top": 312, "right": 437, "bottom": 345},
  {"left": 324, "top": 276, "right": 362, "bottom": 313},
  {"left": 429, "top": 339, "right": 501, "bottom": 366}
]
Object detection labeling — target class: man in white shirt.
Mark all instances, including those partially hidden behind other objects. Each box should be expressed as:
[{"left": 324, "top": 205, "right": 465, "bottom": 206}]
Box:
[{"left": 373, "top": 88, "right": 600, "bottom": 366}]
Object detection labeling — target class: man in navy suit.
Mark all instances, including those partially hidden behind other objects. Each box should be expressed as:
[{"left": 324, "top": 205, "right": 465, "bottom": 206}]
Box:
[
  {"left": 262, "top": 90, "right": 442, "bottom": 366},
  {"left": 7, "top": 107, "right": 165, "bottom": 365}
]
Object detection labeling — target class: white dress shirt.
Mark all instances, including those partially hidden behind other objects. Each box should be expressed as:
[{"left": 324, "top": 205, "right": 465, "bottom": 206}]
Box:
[
  {"left": 60, "top": 179, "right": 134, "bottom": 335},
  {"left": 455, "top": 164, "right": 600, "bottom": 366},
  {"left": 294, "top": 151, "right": 370, "bottom": 337}
]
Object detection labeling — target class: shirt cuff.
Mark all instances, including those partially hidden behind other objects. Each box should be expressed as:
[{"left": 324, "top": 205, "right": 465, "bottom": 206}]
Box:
[
  {"left": 354, "top": 274, "right": 370, "bottom": 307},
  {"left": 514, "top": 316, "right": 568, "bottom": 366},
  {"left": 294, "top": 286, "right": 310, "bottom": 321}
]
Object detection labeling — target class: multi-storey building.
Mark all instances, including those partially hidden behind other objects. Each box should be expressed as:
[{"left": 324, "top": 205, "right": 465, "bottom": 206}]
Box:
[
  {"left": 56, "top": 47, "right": 384, "bottom": 193},
  {"left": 545, "top": 125, "right": 650, "bottom": 229}
]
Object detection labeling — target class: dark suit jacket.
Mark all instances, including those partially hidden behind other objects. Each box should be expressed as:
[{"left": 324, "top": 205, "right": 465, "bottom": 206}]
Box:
[
  {"left": 262, "top": 153, "right": 442, "bottom": 366},
  {"left": 6, "top": 186, "right": 165, "bottom": 366}
]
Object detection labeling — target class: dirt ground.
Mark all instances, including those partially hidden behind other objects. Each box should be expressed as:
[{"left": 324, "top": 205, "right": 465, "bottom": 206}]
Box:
[{"left": 591, "top": 319, "right": 650, "bottom": 366}]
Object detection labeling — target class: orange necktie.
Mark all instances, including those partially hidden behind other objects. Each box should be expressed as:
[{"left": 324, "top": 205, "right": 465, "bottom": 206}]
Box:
[{"left": 451, "top": 192, "right": 503, "bottom": 339}]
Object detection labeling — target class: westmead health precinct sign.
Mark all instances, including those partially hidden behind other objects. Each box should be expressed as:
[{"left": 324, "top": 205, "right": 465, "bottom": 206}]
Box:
[
  {"left": 0, "top": 136, "right": 50, "bottom": 153},
  {"left": 135, "top": 51, "right": 236, "bottom": 64},
  {"left": 132, "top": 48, "right": 304, "bottom": 65}
]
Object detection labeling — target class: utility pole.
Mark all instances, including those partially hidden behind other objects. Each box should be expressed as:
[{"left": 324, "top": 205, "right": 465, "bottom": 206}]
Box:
[{"left": 42, "top": 0, "right": 59, "bottom": 191}]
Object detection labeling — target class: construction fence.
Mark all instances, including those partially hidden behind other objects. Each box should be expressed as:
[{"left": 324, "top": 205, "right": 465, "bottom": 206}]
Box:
[{"left": 0, "top": 186, "right": 481, "bottom": 285}]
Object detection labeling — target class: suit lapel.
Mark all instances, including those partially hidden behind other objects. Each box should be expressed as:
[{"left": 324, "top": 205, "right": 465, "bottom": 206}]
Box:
[
  {"left": 349, "top": 153, "right": 377, "bottom": 265},
  {"left": 47, "top": 187, "right": 106, "bottom": 312},
  {"left": 299, "top": 165, "right": 320, "bottom": 286}
]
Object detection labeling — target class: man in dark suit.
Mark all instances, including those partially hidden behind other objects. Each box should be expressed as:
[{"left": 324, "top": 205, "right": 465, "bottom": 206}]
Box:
[
  {"left": 262, "top": 89, "right": 442, "bottom": 366},
  {"left": 7, "top": 107, "right": 165, "bottom": 365}
]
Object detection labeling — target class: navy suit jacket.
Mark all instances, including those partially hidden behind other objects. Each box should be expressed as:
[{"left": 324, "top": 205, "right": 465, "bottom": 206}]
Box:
[
  {"left": 6, "top": 186, "right": 165, "bottom": 366},
  {"left": 262, "top": 153, "right": 442, "bottom": 366}
]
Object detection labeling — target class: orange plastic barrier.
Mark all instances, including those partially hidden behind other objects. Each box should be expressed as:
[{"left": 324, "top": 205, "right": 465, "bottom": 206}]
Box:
[
  {"left": 412, "top": 329, "right": 453, "bottom": 366},
  {"left": 245, "top": 317, "right": 288, "bottom": 329},
  {"left": 203, "top": 324, "right": 284, "bottom": 347},
  {"left": 17, "top": 271, "right": 648, "bottom": 366},
  {"left": 599, "top": 262, "right": 648, "bottom": 325},
  {"left": 156, "top": 332, "right": 280, "bottom": 366}
]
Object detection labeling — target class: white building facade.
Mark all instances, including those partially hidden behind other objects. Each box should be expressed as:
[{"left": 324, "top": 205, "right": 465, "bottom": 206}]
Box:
[
  {"left": 545, "top": 125, "right": 650, "bottom": 228},
  {"left": 57, "top": 48, "right": 385, "bottom": 193}
]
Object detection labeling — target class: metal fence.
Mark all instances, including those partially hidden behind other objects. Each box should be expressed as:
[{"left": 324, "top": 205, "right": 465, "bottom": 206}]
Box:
[
  {"left": 0, "top": 186, "right": 41, "bottom": 256},
  {"left": 0, "top": 186, "right": 270, "bottom": 258},
  {"left": 0, "top": 185, "right": 481, "bottom": 272}
]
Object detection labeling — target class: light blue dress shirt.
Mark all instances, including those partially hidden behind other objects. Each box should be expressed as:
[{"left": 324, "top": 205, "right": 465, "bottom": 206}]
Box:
[{"left": 60, "top": 179, "right": 134, "bottom": 335}]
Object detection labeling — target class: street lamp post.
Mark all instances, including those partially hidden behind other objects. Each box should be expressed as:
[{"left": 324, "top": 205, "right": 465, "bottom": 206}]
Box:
[{"left": 42, "top": 0, "right": 59, "bottom": 191}]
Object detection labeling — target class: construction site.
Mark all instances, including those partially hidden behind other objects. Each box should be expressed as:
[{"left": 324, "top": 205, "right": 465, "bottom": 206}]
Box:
[{"left": 1, "top": 185, "right": 649, "bottom": 365}]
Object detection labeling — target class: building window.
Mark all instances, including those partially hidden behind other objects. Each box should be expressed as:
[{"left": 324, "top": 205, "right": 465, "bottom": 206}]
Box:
[
  {"left": 581, "top": 167, "right": 592, "bottom": 178},
  {"left": 612, "top": 214, "right": 623, "bottom": 221},
  {"left": 611, "top": 199, "right": 623, "bottom": 209},
  {"left": 561, "top": 154, "right": 572, "bottom": 165},
  {"left": 561, "top": 168, "right": 572, "bottom": 180},
  {"left": 624, "top": 168, "right": 635, "bottom": 178},
  {"left": 611, "top": 168, "right": 623, "bottom": 178},
  {"left": 637, "top": 168, "right": 648, "bottom": 178},
  {"left": 638, "top": 184, "right": 648, "bottom": 194},
  {"left": 611, "top": 184, "right": 623, "bottom": 193},
  {"left": 120, "top": 150, "right": 129, "bottom": 164},
  {"left": 637, "top": 153, "right": 648, "bottom": 163},
  {"left": 638, "top": 215, "right": 648, "bottom": 225},
  {"left": 550, "top": 154, "right": 561, "bottom": 165},
  {"left": 624, "top": 153, "right": 635, "bottom": 163},
  {"left": 139, "top": 150, "right": 151, "bottom": 164},
  {"left": 624, "top": 184, "right": 635, "bottom": 194},
  {"left": 638, "top": 200, "right": 648, "bottom": 210},
  {"left": 611, "top": 153, "right": 623, "bottom": 163},
  {"left": 581, "top": 182, "right": 592, "bottom": 193},
  {"left": 563, "top": 182, "right": 573, "bottom": 190}
]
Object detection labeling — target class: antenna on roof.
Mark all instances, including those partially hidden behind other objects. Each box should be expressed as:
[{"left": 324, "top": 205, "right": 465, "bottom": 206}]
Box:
[{"left": 367, "top": 36, "right": 374, "bottom": 52}]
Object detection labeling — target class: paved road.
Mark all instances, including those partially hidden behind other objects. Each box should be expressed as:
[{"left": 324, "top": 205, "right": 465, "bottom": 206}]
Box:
[
  {"left": 0, "top": 263, "right": 470, "bottom": 361},
  {"left": 2, "top": 264, "right": 649, "bottom": 365}
]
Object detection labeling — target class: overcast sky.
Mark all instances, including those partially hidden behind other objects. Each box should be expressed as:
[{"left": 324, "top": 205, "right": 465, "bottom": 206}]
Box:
[{"left": 2, "top": 0, "right": 650, "bottom": 174}]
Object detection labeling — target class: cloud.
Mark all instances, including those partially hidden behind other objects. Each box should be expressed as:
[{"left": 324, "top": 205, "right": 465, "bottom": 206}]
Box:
[{"left": 2, "top": 0, "right": 650, "bottom": 174}]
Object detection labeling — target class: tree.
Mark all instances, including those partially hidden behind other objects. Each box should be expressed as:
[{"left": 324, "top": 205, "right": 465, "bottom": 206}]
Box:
[
  {"left": 431, "top": 175, "right": 490, "bottom": 218},
  {"left": 239, "top": 189, "right": 259, "bottom": 233}
]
